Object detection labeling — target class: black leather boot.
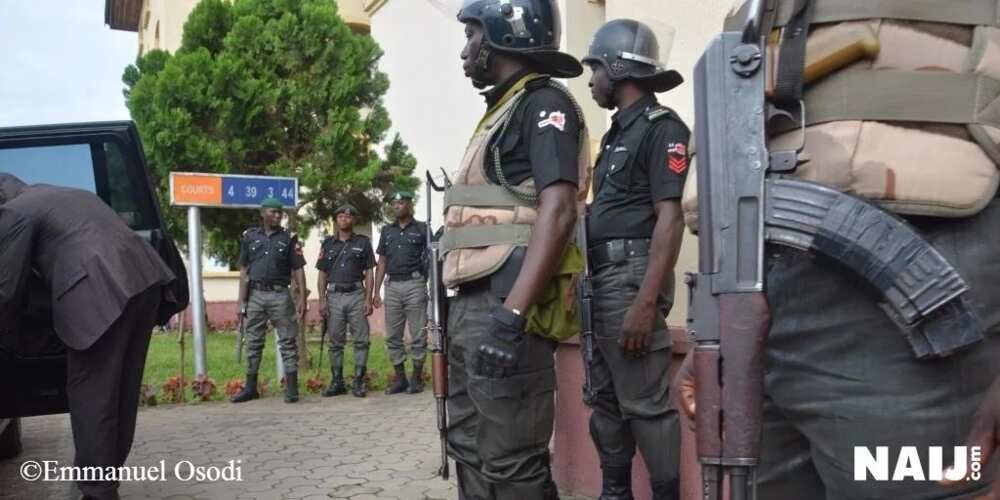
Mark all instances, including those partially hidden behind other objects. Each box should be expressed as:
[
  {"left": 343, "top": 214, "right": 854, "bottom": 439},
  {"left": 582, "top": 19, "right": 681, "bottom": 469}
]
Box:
[
  {"left": 351, "top": 365, "right": 367, "bottom": 397},
  {"left": 284, "top": 371, "right": 299, "bottom": 403},
  {"left": 230, "top": 373, "right": 259, "bottom": 403},
  {"left": 385, "top": 363, "right": 409, "bottom": 395},
  {"left": 407, "top": 359, "right": 425, "bottom": 394},
  {"left": 599, "top": 464, "right": 634, "bottom": 500},
  {"left": 324, "top": 361, "right": 346, "bottom": 397}
]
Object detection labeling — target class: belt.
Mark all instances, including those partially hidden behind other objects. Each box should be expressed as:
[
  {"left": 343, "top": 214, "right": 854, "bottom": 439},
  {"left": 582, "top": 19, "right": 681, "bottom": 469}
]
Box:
[
  {"left": 328, "top": 282, "right": 363, "bottom": 293},
  {"left": 249, "top": 281, "right": 288, "bottom": 292},
  {"left": 389, "top": 271, "right": 425, "bottom": 282},
  {"left": 590, "top": 238, "right": 651, "bottom": 268}
]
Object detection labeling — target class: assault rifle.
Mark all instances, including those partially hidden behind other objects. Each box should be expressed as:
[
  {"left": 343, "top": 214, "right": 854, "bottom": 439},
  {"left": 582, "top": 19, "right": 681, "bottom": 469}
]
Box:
[
  {"left": 235, "top": 298, "right": 248, "bottom": 363},
  {"left": 426, "top": 170, "right": 450, "bottom": 480},
  {"left": 576, "top": 209, "right": 596, "bottom": 405},
  {"left": 688, "top": 1, "right": 984, "bottom": 499}
]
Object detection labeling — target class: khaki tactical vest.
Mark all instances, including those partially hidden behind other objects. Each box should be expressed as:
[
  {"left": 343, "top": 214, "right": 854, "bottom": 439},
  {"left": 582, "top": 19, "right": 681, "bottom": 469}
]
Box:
[
  {"left": 683, "top": 0, "right": 1000, "bottom": 231},
  {"left": 441, "top": 73, "right": 592, "bottom": 288}
]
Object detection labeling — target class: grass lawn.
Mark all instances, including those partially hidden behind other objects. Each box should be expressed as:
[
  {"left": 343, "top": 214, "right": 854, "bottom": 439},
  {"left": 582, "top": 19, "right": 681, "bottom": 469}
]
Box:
[{"left": 141, "top": 329, "right": 399, "bottom": 404}]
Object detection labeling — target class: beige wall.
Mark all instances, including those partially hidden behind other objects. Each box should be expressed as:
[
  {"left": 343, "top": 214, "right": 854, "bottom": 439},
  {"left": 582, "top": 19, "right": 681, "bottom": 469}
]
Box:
[
  {"left": 137, "top": 0, "right": 199, "bottom": 54},
  {"left": 367, "top": 0, "right": 731, "bottom": 327}
]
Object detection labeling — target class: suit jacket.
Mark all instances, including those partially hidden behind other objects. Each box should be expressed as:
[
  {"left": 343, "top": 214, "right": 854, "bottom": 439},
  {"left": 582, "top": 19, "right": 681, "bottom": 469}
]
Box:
[{"left": 0, "top": 185, "right": 176, "bottom": 350}]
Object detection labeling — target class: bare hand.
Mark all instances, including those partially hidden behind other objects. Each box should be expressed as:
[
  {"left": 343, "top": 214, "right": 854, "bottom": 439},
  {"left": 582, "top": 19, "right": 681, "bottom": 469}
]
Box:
[
  {"left": 319, "top": 303, "right": 329, "bottom": 319},
  {"left": 941, "top": 376, "right": 1000, "bottom": 486},
  {"left": 672, "top": 350, "right": 697, "bottom": 432},
  {"left": 364, "top": 301, "right": 373, "bottom": 317},
  {"left": 372, "top": 294, "right": 383, "bottom": 310},
  {"left": 295, "top": 301, "right": 306, "bottom": 320},
  {"left": 620, "top": 301, "right": 655, "bottom": 357}
]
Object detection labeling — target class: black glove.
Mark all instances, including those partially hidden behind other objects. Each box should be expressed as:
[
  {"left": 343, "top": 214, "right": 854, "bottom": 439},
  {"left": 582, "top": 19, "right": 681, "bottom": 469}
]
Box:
[{"left": 473, "top": 305, "right": 526, "bottom": 379}]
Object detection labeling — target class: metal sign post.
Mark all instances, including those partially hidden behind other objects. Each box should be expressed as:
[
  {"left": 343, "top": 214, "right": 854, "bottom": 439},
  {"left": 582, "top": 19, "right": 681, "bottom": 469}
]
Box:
[{"left": 170, "top": 172, "right": 299, "bottom": 381}]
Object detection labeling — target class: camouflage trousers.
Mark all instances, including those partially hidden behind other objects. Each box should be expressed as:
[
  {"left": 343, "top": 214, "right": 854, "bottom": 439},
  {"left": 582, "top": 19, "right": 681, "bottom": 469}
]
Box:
[
  {"left": 244, "top": 289, "right": 298, "bottom": 375},
  {"left": 325, "top": 288, "right": 370, "bottom": 368},
  {"left": 384, "top": 278, "right": 428, "bottom": 366}
]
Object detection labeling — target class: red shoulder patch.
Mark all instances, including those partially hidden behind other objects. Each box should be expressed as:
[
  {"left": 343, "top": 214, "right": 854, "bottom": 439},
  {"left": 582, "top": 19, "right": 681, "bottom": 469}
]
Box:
[{"left": 667, "top": 143, "right": 688, "bottom": 174}]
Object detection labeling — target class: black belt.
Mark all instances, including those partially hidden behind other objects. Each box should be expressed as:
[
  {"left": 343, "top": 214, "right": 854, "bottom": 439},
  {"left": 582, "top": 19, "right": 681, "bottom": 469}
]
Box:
[
  {"left": 328, "top": 282, "right": 362, "bottom": 293},
  {"left": 249, "top": 281, "right": 288, "bottom": 292},
  {"left": 590, "top": 238, "right": 651, "bottom": 268},
  {"left": 389, "top": 271, "right": 425, "bottom": 282}
]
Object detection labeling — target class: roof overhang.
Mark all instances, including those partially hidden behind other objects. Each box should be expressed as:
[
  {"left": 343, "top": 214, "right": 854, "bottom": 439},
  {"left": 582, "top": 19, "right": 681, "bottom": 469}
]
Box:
[{"left": 104, "top": 0, "right": 142, "bottom": 32}]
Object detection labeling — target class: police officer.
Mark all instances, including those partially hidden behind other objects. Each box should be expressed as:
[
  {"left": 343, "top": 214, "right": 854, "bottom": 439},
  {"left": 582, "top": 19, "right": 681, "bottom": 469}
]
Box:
[
  {"left": 673, "top": 2, "right": 1000, "bottom": 498},
  {"left": 372, "top": 191, "right": 428, "bottom": 395},
  {"left": 317, "top": 203, "right": 376, "bottom": 398},
  {"left": 231, "top": 197, "right": 307, "bottom": 404},
  {"left": 446, "top": 1, "right": 591, "bottom": 497},
  {"left": 581, "top": 19, "right": 688, "bottom": 500}
]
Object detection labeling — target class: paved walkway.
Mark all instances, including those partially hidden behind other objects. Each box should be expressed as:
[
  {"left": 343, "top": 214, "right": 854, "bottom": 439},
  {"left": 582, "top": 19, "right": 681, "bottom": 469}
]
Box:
[{"left": 0, "top": 393, "right": 590, "bottom": 500}]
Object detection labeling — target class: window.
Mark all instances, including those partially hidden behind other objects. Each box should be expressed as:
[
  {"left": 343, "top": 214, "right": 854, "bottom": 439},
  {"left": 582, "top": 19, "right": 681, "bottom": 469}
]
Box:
[
  {"left": 0, "top": 140, "right": 157, "bottom": 231},
  {"left": 0, "top": 144, "right": 96, "bottom": 192}
]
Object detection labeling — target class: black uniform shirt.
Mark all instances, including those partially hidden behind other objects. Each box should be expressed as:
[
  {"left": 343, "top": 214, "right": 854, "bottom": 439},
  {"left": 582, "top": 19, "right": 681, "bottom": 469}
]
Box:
[
  {"left": 377, "top": 219, "right": 427, "bottom": 277},
  {"left": 589, "top": 95, "right": 691, "bottom": 244},
  {"left": 238, "top": 226, "right": 306, "bottom": 286},
  {"left": 316, "top": 233, "right": 375, "bottom": 284},
  {"left": 482, "top": 72, "right": 581, "bottom": 193}
]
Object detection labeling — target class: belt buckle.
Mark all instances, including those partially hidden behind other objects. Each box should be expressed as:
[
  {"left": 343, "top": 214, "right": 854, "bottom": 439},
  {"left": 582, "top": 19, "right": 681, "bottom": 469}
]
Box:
[{"left": 607, "top": 239, "right": 626, "bottom": 263}]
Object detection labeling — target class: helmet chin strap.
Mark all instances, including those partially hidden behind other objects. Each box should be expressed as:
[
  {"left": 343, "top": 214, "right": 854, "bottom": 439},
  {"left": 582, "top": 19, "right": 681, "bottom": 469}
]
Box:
[{"left": 471, "top": 44, "right": 493, "bottom": 90}]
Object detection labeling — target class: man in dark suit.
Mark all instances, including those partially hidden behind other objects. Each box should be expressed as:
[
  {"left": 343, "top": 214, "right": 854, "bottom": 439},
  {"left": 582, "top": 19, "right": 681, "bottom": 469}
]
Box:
[{"left": 0, "top": 173, "right": 180, "bottom": 500}]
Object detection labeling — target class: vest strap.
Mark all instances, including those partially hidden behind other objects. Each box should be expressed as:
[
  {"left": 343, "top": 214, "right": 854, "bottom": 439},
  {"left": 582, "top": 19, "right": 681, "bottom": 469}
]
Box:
[
  {"left": 443, "top": 185, "right": 536, "bottom": 210},
  {"left": 802, "top": 70, "right": 1000, "bottom": 127},
  {"left": 774, "top": 0, "right": 1000, "bottom": 27},
  {"left": 440, "top": 224, "right": 533, "bottom": 254}
]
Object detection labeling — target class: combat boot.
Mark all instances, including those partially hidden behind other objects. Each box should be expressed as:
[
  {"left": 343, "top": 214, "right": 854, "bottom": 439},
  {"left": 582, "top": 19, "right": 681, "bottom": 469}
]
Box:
[
  {"left": 385, "top": 363, "right": 409, "bottom": 395},
  {"left": 351, "top": 366, "right": 367, "bottom": 397},
  {"left": 284, "top": 371, "right": 299, "bottom": 403},
  {"left": 599, "top": 464, "right": 634, "bottom": 500},
  {"left": 230, "top": 373, "right": 259, "bottom": 403},
  {"left": 406, "top": 359, "right": 425, "bottom": 394},
  {"left": 324, "top": 362, "right": 346, "bottom": 397}
]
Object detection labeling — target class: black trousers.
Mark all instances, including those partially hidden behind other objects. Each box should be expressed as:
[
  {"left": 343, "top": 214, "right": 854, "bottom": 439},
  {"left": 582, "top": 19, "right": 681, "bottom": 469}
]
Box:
[
  {"left": 757, "top": 199, "right": 1000, "bottom": 499},
  {"left": 67, "top": 286, "right": 161, "bottom": 500}
]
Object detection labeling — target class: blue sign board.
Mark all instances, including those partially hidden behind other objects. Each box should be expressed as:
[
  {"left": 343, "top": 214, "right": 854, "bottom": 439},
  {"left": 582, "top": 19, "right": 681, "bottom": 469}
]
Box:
[
  {"left": 221, "top": 175, "right": 298, "bottom": 208},
  {"left": 169, "top": 172, "right": 298, "bottom": 209}
]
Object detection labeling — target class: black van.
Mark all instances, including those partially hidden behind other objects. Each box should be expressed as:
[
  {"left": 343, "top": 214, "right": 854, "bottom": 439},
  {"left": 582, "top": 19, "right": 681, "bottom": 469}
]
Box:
[{"left": 0, "top": 121, "right": 187, "bottom": 459}]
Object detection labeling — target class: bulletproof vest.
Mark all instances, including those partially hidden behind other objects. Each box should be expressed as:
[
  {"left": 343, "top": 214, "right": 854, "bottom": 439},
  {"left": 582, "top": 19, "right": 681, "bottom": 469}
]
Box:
[
  {"left": 683, "top": 0, "right": 1000, "bottom": 231},
  {"left": 441, "top": 74, "right": 591, "bottom": 288}
]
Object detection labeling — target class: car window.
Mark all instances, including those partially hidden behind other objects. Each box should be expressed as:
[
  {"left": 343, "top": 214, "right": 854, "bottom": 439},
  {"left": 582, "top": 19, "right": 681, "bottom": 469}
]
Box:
[
  {"left": 0, "top": 138, "right": 158, "bottom": 230},
  {"left": 0, "top": 144, "right": 96, "bottom": 192}
]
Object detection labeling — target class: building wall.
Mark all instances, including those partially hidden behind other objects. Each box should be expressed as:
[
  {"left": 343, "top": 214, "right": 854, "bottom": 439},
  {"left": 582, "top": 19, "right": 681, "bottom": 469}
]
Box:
[{"left": 366, "top": 0, "right": 731, "bottom": 329}]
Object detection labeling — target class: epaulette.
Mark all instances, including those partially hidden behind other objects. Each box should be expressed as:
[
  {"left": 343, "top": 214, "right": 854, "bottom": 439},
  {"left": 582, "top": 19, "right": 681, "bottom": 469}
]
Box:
[
  {"left": 241, "top": 226, "right": 259, "bottom": 238},
  {"left": 645, "top": 106, "right": 672, "bottom": 122}
]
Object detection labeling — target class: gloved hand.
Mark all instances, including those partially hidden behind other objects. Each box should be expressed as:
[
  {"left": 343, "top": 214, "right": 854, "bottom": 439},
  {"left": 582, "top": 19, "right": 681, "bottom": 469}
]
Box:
[{"left": 473, "top": 305, "right": 526, "bottom": 379}]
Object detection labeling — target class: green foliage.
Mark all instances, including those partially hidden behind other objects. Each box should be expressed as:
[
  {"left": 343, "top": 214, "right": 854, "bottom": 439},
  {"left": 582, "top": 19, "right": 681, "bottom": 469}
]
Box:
[{"left": 124, "top": 0, "right": 417, "bottom": 267}]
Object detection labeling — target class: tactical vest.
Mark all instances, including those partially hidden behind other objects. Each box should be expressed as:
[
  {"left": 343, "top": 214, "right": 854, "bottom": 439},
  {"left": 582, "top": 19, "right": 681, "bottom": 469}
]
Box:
[
  {"left": 441, "top": 73, "right": 592, "bottom": 288},
  {"left": 683, "top": 0, "right": 1000, "bottom": 230}
]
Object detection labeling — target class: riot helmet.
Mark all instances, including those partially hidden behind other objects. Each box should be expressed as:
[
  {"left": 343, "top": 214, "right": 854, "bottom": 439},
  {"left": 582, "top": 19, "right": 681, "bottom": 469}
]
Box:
[
  {"left": 458, "top": 0, "right": 582, "bottom": 78},
  {"left": 582, "top": 19, "right": 683, "bottom": 93}
]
